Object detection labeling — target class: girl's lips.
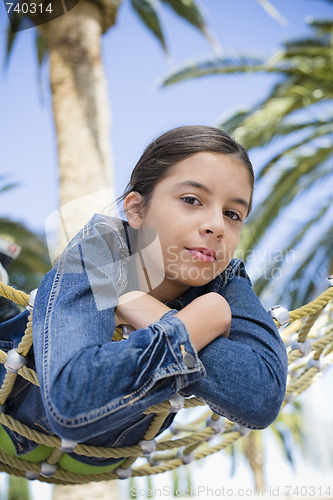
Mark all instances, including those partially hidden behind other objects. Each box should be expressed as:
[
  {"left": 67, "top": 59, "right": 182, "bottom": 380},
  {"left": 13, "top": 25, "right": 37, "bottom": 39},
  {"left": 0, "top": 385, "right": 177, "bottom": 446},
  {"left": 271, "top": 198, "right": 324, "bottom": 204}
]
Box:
[{"left": 186, "top": 248, "right": 216, "bottom": 263}]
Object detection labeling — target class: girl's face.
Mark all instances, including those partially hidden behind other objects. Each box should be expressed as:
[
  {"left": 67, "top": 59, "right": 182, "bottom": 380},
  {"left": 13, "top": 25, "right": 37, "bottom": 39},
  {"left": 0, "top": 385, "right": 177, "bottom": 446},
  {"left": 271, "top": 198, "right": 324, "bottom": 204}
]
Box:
[{"left": 124, "top": 152, "right": 252, "bottom": 302}]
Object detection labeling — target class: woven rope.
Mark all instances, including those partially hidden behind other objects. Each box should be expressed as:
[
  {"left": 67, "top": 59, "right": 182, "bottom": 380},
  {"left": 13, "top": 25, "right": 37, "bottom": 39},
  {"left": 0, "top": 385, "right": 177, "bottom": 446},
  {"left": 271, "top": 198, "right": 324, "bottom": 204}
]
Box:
[{"left": 0, "top": 281, "right": 332, "bottom": 483}]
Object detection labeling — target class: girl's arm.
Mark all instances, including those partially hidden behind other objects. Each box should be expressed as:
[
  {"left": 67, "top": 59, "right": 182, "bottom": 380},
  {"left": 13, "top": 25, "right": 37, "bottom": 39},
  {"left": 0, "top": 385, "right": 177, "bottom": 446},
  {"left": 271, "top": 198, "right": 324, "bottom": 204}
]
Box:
[
  {"left": 180, "top": 270, "right": 288, "bottom": 429},
  {"left": 115, "top": 269, "right": 287, "bottom": 430},
  {"left": 32, "top": 222, "right": 207, "bottom": 441},
  {"left": 115, "top": 291, "right": 231, "bottom": 352}
]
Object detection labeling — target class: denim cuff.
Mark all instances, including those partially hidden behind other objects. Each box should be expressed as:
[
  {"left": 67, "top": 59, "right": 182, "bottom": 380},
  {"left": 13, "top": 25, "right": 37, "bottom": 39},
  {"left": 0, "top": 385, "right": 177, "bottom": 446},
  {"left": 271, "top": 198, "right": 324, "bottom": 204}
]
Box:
[
  {"left": 155, "top": 310, "right": 206, "bottom": 389},
  {"left": 159, "top": 309, "right": 178, "bottom": 321}
]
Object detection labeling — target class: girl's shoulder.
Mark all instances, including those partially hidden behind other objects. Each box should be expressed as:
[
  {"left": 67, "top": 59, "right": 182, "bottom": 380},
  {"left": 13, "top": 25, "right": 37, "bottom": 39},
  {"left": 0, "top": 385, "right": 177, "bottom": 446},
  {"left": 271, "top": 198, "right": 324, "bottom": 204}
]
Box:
[
  {"left": 49, "top": 215, "right": 131, "bottom": 282},
  {"left": 73, "top": 213, "right": 127, "bottom": 241},
  {"left": 60, "top": 214, "right": 130, "bottom": 257}
]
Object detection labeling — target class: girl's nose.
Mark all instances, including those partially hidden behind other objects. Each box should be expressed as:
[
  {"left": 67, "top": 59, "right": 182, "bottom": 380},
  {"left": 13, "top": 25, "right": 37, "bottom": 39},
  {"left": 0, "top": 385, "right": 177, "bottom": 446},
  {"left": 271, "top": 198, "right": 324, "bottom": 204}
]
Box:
[{"left": 200, "top": 212, "right": 225, "bottom": 239}]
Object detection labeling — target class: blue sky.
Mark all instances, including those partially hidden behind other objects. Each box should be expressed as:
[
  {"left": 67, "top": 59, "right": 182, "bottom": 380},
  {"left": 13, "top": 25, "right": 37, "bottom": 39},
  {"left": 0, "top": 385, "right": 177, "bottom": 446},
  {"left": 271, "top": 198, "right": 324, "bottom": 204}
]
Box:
[{"left": 1, "top": 0, "right": 332, "bottom": 234}]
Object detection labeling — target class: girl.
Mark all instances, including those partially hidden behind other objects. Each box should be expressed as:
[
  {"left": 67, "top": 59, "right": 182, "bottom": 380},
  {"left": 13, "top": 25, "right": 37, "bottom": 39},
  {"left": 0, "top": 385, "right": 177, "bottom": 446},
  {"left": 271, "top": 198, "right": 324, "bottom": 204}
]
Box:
[{"left": 0, "top": 125, "right": 287, "bottom": 474}]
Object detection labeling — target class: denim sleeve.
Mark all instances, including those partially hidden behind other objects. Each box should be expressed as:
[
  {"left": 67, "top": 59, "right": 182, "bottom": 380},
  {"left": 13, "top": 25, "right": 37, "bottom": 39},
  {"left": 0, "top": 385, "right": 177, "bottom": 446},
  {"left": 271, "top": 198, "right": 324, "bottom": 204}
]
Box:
[
  {"left": 32, "top": 244, "right": 204, "bottom": 441},
  {"left": 179, "top": 272, "right": 288, "bottom": 430}
]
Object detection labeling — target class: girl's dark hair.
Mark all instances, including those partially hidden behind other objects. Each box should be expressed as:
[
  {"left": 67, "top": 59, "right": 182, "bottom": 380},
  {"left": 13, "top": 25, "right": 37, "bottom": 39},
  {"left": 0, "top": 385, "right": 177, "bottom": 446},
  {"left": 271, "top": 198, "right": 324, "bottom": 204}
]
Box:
[{"left": 120, "top": 125, "right": 254, "bottom": 214}]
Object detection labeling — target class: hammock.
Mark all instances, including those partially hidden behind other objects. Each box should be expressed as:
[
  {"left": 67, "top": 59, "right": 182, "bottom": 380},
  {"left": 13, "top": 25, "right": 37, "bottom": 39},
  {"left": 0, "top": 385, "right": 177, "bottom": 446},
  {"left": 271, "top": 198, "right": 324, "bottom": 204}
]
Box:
[{"left": 0, "top": 280, "right": 332, "bottom": 485}]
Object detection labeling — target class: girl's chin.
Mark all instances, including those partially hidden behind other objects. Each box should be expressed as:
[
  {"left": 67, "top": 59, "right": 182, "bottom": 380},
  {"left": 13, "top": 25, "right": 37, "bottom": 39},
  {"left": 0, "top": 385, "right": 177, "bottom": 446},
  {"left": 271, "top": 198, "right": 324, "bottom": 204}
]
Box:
[
  {"left": 166, "top": 263, "right": 224, "bottom": 285},
  {"left": 168, "top": 274, "right": 218, "bottom": 289}
]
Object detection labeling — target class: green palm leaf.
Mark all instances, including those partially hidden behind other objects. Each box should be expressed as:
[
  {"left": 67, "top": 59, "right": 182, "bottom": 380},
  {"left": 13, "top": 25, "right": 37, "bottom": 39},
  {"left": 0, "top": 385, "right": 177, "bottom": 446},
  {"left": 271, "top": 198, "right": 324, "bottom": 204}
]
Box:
[
  {"left": 241, "top": 147, "right": 332, "bottom": 254},
  {"left": 0, "top": 176, "right": 19, "bottom": 194},
  {"left": 160, "top": 0, "right": 207, "bottom": 35},
  {"left": 131, "top": 0, "right": 168, "bottom": 52},
  {"left": 255, "top": 122, "right": 332, "bottom": 181},
  {"left": 162, "top": 56, "right": 266, "bottom": 86},
  {"left": 252, "top": 197, "right": 333, "bottom": 302},
  {"left": 255, "top": 0, "right": 288, "bottom": 26},
  {"left": 4, "top": 11, "right": 24, "bottom": 66}
]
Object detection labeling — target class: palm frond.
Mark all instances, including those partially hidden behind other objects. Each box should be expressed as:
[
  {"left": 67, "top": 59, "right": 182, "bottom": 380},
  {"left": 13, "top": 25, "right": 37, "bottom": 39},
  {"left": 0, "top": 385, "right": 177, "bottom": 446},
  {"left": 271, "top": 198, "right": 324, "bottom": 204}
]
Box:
[
  {"left": 255, "top": 0, "right": 288, "bottom": 26},
  {"left": 161, "top": 56, "right": 269, "bottom": 86},
  {"left": 36, "top": 30, "right": 48, "bottom": 66},
  {"left": 231, "top": 94, "right": 302, "bottom": 149},
  {"left": 217, "top": 109, "right": 253, "bottom": 133},
  {"left": 290, "top": 225, "right": 333, "bottom": 305},
  {"left": 224, "top": 81, "right": 332, "bottom": 149},
  {"left": 160, "top": 0, "right": 208, "bottom": 37},
  {"left": 4, "top": 11, "right": 24, "bottom": 67},
  {"left": 255, "top": 123, "right": 332, "bottom": 181},
  {"left": 242, "top": 147, "right": 332, "bottom": 254},
  {"left": 132, "top": 0, "right": 220, "bottom": 54},
  {"left": 268, "top": 213, "right": 333, "bottom": 308},
  {"left": 131, "top": 0, "right": 168, "bottom": 53},
  {"left": 252, "top": 196, "right": 333, "bottom": 301},
  {"left": 0, "top": 178, "right": 20, "bottom": 194},
  {"left": 307, "top": 18, "right": 333, "bottom": 35}
]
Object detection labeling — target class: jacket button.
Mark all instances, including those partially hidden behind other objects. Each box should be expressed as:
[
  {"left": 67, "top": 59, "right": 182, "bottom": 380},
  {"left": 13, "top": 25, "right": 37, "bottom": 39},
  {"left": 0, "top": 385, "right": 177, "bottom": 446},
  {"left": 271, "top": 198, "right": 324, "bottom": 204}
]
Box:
[
  {"left": 183, "top": 352, "right": 196, "bottom": 368},
  {"left": 180, "top": 344, "right": 196, "bottom": 368}
]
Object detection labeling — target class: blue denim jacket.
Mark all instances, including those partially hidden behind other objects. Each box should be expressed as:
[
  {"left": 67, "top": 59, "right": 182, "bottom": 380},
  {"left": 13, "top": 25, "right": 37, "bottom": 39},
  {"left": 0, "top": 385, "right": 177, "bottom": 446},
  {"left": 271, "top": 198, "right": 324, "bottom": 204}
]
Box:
[{"left": 0, "top": 214, "right": 287, "bottom": 464}]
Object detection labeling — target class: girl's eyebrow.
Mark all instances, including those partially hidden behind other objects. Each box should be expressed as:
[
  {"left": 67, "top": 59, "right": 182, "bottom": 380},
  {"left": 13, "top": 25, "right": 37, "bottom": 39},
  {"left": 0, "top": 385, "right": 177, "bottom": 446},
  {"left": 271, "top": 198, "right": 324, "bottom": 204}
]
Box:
[
  {"left": 174, "top": 181, "right": 249, "bottom": 211},
  {"left": 230, "top": 197, "right": 250, "bottom": 211},
  {"left": 175, "top": 180, "right": 211, "bottom": 194}
]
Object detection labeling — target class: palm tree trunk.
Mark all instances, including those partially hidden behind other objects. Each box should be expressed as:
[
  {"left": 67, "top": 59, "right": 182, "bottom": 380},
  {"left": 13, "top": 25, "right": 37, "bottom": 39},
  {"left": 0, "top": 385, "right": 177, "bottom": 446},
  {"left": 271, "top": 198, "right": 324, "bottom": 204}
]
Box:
[
  {"left": 244, "top": 432, "right": 266, "bottom": 492},
  {"left": 7, "top": 475, "right": 30, "bottom": 500},
  {"left": 38, "top": 0, "right": 120, "bottom": 252},
  {"left": 37, "top": 2, "right": 123, "bottom": 497},
  {"left": 52, "top": 480, "right": 119, "bottom": 500}
]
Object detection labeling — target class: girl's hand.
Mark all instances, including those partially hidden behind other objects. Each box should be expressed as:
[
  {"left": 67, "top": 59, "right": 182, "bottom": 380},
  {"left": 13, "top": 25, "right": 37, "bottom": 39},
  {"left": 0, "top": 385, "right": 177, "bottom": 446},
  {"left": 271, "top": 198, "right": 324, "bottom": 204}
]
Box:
[
  {"left": 175, "top": 292, "right": 231, "bottom": 352},
  {"left": 114, "top": 308, "right": 126, "bottom": 328},
  {"left": 115, "top": 291, "right": 231, "bottom": 353},
  {"left": 115, "top": 291, "right": 170, "bottom": 329}
]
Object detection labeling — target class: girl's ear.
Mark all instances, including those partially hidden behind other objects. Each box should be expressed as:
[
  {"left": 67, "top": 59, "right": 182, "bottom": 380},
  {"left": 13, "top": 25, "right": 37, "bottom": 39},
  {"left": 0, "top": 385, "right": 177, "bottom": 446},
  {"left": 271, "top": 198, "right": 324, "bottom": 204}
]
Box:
[{"left": 123, "top": 192, "right": 145, "bottom": 229}]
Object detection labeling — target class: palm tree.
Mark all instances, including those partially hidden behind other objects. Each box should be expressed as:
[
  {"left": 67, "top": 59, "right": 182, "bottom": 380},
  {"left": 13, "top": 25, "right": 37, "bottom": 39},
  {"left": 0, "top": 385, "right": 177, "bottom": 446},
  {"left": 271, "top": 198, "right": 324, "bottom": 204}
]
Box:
[
  {"left": 7, "top": 476, "right": 30, "bottom": 500},
  {"left": 162, "top": 14, "right": 333, "bottom": 309},
  {"left": 239, "top": 401, "right": 306, "bottom": 492},
  {"left": 6, "top": 0, "right": 217, "bottom": 252}
]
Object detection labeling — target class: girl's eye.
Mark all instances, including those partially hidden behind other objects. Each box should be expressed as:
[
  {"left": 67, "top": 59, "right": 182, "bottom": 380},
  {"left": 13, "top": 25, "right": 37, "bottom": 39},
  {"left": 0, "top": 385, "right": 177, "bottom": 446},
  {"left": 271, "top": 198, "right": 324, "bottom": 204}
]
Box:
[
  {"left": 224, "top": 210, "right": 242, "bottom": 221},
  {"left": 181, "top": 196, "right": 201, "bottom": 206}
]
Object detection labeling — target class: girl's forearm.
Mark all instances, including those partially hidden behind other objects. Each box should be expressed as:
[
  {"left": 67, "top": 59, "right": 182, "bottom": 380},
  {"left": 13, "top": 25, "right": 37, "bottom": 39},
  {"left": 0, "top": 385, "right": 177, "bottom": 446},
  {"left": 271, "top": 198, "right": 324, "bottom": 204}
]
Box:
[{"left": 115, "top": 291, "right": 231, "bottom": 353}]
